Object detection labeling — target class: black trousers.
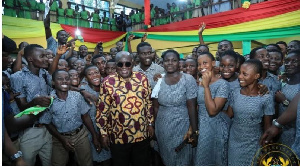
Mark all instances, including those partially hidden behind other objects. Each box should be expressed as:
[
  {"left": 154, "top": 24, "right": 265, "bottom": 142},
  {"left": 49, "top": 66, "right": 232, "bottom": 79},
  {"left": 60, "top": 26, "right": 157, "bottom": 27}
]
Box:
[{"left": 110, "top": 139, "right": 150, "bottom": 166}]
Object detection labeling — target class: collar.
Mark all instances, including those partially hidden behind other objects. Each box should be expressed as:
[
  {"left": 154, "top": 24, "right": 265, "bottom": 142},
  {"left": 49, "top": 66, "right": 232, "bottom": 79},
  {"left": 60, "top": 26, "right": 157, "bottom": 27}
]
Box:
[
  {"left": 136, "top": 63, "right": 155, "bottom": 72},
  {"left": 22, "top": 66, "right": 47, "bottom": 77},
  {"left": 51, "top": 90, "right": 69, "bottom": 102}
]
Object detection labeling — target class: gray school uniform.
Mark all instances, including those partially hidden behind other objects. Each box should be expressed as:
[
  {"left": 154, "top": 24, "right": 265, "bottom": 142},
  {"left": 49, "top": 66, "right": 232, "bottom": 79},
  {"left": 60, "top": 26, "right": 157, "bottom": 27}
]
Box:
[
  {"left": 9, "top": 66, "right": 52, "bottom": 165},
  {"left": 46, "top": 36, "right": 69, "bottom": 59},
  {"left": 79, "top": 84, "right": 111, "bottom": 162},
  {"left": 258, "top": 72, "right": 281, "bottom": 96}
]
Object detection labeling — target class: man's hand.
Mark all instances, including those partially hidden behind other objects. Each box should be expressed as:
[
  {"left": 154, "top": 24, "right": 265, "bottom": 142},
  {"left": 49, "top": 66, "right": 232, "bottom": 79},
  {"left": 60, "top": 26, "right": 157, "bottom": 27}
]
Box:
[
  {"left": 9, "top": 92, "right": 21, "bottom": 102},
  {"left": 153, "top": 73, "right": 162, "bottom": 82},
  {"left": 62, "top": 138, "right": 75, "bottom": 152},
  {"left": 147, "top": 125, "right": 154, "bottom": 138},
  {"left": 57, "top": 45, "right": 68, "bottom": 55},
  {"left": 260, "top": 125, "right": 280, "bottom": 146},
  {"left": 258, "top": 83, "right": 269, "bottom": 96},
  {"left": 44, "top": 12, "right": 50, "bottom": 28},
  {"left": 141, "top": 33, "right": 148, "bottom": 42},
  {"left": 96, "top": 41, "right": 103, "bottom": 48},
  {"left": 33, "top": 96, "right": 51, "bottom": 107},
  {"left": 100, "top": 135, "right": 110, "bottom": 151},
  {"left": 198, "top": 22, "right": 206, "bottom": 34},
  {"left": 92, "top": 135, "right": 102, "bottom": 152},
  {"left": 128, "top": 35, "right": 135, "bottom": 42},
  {"left": 18, "top": 48, "right": 25, "bottom": 56}
]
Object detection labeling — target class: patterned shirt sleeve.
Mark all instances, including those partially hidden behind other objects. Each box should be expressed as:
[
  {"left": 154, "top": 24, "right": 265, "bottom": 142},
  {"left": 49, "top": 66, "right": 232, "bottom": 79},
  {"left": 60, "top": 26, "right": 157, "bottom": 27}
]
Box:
[
  {"left": 10, "top": 73, "right": 26, "bottom": 99},
  {"left": 143, "top": 75, "right": 154, "bottom": 124},
  {"left": 78, "top": 93, "right": 91, "bottom": 115},
  {"left": 46, "top": 36, "right": 57, "bottom": 55},
  {"left": 39, "top": 108, "right": 52, "bottom": 124},
  {"left": 96, "top": 80, "right": 112, "bottom": 135}
]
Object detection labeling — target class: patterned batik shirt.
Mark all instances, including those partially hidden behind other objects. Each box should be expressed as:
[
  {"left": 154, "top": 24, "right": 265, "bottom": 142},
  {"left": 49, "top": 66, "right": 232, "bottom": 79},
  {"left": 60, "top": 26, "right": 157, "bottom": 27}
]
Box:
[{"left": 96, "top": 72, "right": 154, "bottom": 144}]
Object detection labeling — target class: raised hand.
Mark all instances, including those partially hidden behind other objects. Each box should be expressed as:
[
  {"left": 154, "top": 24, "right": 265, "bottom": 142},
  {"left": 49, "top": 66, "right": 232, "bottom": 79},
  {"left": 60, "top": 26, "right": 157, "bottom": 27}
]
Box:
[
  {"left": 57, "top": 45, "right": 68, "bottom": 55},
  {"left": 201, "top": 71, "right": 212, "bottom": 88},
  {"left": 141, "top": 33, "right": 148, "bottom": 42},
  {"left": 198, "top": 22, "right": 206, "bottom": 34},
  {"left": 128, "top": 34, "right": 135, "bottom": 42}
]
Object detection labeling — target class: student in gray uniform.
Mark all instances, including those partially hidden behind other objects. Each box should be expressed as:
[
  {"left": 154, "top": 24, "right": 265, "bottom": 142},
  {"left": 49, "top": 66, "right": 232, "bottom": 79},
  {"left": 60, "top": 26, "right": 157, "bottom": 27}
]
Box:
[{"left": 39, "top": 70, "right": 101, "bottom": 165}]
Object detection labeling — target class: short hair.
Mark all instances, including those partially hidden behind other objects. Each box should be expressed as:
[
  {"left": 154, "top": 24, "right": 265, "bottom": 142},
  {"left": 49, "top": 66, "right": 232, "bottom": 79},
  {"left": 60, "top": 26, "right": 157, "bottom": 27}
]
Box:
[
  {"left": 276, "top": 41, "right": 287, "bottom": 47},
  {"left": 116, "top": 41, "right": 123, "bottom": 44},
  {"left": 266, "top": 44, "right": 281, "bottom": 51},
  {"left": 115, "top": 51, "right": 132, "bottom": 62},
  {"left": 83, "top": 65, "right": 98, "bottom": 76},
  {"left": 52, "top": 69, "right": 68, "bottom": 81},
  {"left": 219, "top": 39, "right": 233, "bottom": 48},
  {"left": 268, "top": 49, "right": 284, "bottom": 60},
  {"left": 185, "top": 58, "right": 197, "bottom": 66},
  {"left": 136, "top": 42, "right": 152, "bottom": 53},
  {"left": 249, "top": 47, "right": 265, "bottom": 59},
  {"left": 287, "top": 49, "right": 300, "bottom": 57},
  {"left": 198, "top": 52, "right": 215, "bottom": 61},
  {"left": 18, "top": 42, "right": 28, "bottom": 50},
  {"left": 92, "top": 54, "right": 105, "bottom": 64},
  {"left": 56, "top": 30, "right": 66, "bottom": 37},
  {"left": 289, "top": 40, "right": 300, "bottom": 47},
  {"left": 79, "top": 45, "right": 87, "bottom": 50},
  {"left": 66, "top": 56, "right": 78, "bottom": 65},
  {"left": 107, "top": 59, "right": 115, "bottom": 63},
  {"left": 243, "top": 59, "right": 263, "bottom": 78},
  {"left": 197, "top": 44, "right": 210, "bottom": 52},
  {"left": 162, "top": 50, "right": 180, "bottom": 60},
  {"left": 110, "top": 47, "right": 117, "bottom": 52},
  {"left": 179, "top": 58, "right": 186, "bottom": 61},
  {"left": 237, "top": 54, "right": 245, "bottom": 65},
  {"left": 220, "top": 50, "right": 238, "bottom": 63},
  {"left": 24, "top": 44, "right": 44, "bottom": 59}
]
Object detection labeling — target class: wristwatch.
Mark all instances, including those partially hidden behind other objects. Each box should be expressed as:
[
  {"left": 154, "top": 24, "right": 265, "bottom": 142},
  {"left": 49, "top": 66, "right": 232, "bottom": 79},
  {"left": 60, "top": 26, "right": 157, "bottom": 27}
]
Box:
[
  {"left": 272, "top": 119, "right": 284, "bottom": 129},
  {"left": 282, "top": 99, "right": 289, "bottom": 106},
  {"left": 10, "top": 151, "right": 23, "bottom": 161}
]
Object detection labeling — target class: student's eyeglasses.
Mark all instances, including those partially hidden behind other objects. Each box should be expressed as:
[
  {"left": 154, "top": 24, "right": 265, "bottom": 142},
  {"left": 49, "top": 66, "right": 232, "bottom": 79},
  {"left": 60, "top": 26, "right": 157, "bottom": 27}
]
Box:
[{"left": 117, "top": 62, "right": 132, "bottom": 68}]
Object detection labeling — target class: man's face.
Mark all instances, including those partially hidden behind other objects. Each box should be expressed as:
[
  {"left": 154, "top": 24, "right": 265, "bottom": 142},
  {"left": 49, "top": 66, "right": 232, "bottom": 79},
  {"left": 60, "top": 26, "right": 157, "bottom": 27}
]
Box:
[
  {"left": 2, "top": 52, "right": 13, "bottom": 70},
  {"left": 218, "top": 41, "right": 233, "bottom": 56},
  {"left": 57, "top": 31, "right": 68, "bottom": 44},
  {"left": 138, "top": 46, "right": 153, "bottom": 66},
  {"left": 287, "top": 41, "right": 300, "bottom": 53},
  {"left": 93, "top": 57, "right": 106, "bottom": 75},
  {"left": 116, "top": 42, "right": 124, "bottom": 52},
  {"left": 105, "top": 62, "right": 117, "bottom": 76},
  {"left": 30, "top": 48, "right": 49, "bottom": 69},
  {"left": 116, "top": 55, "right": 133, "bottom": 79},
  {"left": 79, "top": 46, "right": 88, "bottom": 57},
  {"left": 110, "top": 47, "right": 118, "bottom": 58},
  {"left": 54, "top": 71, "right": 70, "bottom": 92}
]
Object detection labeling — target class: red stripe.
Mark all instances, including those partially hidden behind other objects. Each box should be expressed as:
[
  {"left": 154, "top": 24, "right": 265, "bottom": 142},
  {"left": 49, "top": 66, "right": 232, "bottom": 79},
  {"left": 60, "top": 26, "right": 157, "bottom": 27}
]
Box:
[
  {"left": 142, "top": 0, "right": 300, "bottom": 32},
  {"left": 144, "top": 0, "right": 150, "bottom": 25},
  {"left": 61, "top": 24, "right": 126, "bottom": 43}
]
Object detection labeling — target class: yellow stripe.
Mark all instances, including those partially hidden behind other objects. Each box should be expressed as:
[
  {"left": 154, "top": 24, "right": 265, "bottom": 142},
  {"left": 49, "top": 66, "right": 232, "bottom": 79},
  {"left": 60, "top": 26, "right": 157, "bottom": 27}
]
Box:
[{"left": 135, "top": 10, "right": 300, "bottom": 36}]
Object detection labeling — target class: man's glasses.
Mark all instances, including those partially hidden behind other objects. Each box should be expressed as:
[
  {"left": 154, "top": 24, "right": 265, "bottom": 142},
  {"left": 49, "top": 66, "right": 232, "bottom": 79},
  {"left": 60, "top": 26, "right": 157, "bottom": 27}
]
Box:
[{"left": 117, "top": 62, "right": 132, "bottom": 68}]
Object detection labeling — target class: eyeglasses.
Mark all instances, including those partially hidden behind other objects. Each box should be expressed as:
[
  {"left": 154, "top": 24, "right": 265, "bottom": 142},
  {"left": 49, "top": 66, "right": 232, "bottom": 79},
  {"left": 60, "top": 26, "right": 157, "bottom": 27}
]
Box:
[{"left": 117, "top": 62, "right": 132, "bottom": 68}]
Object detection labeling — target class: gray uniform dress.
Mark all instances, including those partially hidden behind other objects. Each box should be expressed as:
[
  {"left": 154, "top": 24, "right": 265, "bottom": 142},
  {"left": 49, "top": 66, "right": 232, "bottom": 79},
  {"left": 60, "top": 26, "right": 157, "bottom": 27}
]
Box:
[
  {"left": 228, "top": 88, "right": 274, "bottom": 166},
  {"left": 278, "top": 83, "right": 300, "bottom": 147},
  {"left": 80, "top": 84, "right": 111, "bottom": 162},
  {"left": 195, "top": 79, "right": 230, "bottom": 166},
  {"left": 155, "top": 73, "right": 197, "bottom": 166},
  {"left": 291, "top": 101, "right": 300, "bottom": 158}
]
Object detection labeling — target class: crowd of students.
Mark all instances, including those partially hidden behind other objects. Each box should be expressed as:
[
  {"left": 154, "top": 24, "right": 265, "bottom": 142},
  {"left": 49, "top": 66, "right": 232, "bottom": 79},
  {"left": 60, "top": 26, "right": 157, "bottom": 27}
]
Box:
[
  {"left": 3, "top": 0, "right": 270, "bottom": 31},
  {"left": 2, "top": 7, "right": 300, "bottom": 166}
]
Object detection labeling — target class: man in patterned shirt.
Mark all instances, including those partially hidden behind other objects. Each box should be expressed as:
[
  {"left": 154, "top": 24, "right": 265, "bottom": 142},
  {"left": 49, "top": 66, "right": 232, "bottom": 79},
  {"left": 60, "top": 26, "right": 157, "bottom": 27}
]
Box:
[{"left": 96, "top": 51, "right": 154, "bottom": 165}]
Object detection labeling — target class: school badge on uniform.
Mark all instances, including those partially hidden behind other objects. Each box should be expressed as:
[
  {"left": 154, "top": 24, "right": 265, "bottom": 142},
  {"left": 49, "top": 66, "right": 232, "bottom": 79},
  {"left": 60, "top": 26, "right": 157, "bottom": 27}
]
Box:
[{"left": 252, "top": 143, "right": 300, "bottom": 166}]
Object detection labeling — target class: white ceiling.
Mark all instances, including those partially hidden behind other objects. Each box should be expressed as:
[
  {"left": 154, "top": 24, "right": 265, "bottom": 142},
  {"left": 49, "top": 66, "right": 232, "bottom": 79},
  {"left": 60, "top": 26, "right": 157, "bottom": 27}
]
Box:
[{"left": 124, "top": 0, "right": 182, "bottom": 10}]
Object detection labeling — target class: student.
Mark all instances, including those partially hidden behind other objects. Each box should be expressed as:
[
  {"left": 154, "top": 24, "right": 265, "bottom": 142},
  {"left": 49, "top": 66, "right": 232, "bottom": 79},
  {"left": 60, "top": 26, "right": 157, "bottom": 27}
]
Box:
[
  {"left": 80, "top": 66, "right": 112, "bottom": 165},
  {"left": 91, "top": 8, "right": 100, "bottom": 29},
  {"left": 287, "top": 40, "right": 300, "bottom": 54},
  {"left": 102, "top": 12, "right": 109, "bottom": 30},
  {"left": 96, "top": 51, "right": 154, "bottom": 165},
  {"left": 18, "top": 0, "right": 31, "bottom": 19},
  {"left": 153, "top": 50, "right": 198, "bottom": 165},
  {"left": 10, "top": 44, "right": 52, "bottom": 165},
  {"left": 91, "top": 55, "right": 106, "bottom": 78},
  {"left": 80, "top": 5, "right": 90, "bottom": 28},
  {"left": 268, "top": 49, "right": 284, "bottom": 76},
  {"left": 49, "top": 0, "right": 58, "bottom": 22},
  {"left": 110, "top": 47, "right": 118, "bottom": 59},
  {"left": 65, "top": 2, "right": 74, "bottom": 26},
  {"left": 3, "top": 0, "right": 17, "bottom": 17},
  {"left": 276, "top": 41, "right": 288, "bottom": 57},
  {"left": 39, "top": 70, "right": 101, "bottom": 165},
  {"left": 185, "top": 58, "right": 198, "bottom": 79},
  {"left": 116, "top": 41, "right": 124, "bottom": 52},
  {"left": 28, "top": 0, "right": 37, "bottom": 20},
  {"left": 179, "top": 59, "right": 186, "bottom": 72},
  {"left": 194, "top": 52, "right": 230, "bottom": 166},
  {"left": 133, "top": 42, "right": 165, "bottom": 89},
  {"left": 227, "top": 59, "right": 274, "bottom": 165},
  {"left": 68, "top": 69, "right": 80, "bottom": 89},
  {"left": 250, "top": 47, "right": 281, "bottom": 95},
  {"left": 276, "top": 50, "right": 300, "bottom": 147},
  {"left": 57, "top": 1, "right": 65, "bottom": 24},
  {"left": 105, "top": 59, "right": 117, "bottom": 76},
  {"left": 110, "top": 14, "right": 117, "bottom": 31}
]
